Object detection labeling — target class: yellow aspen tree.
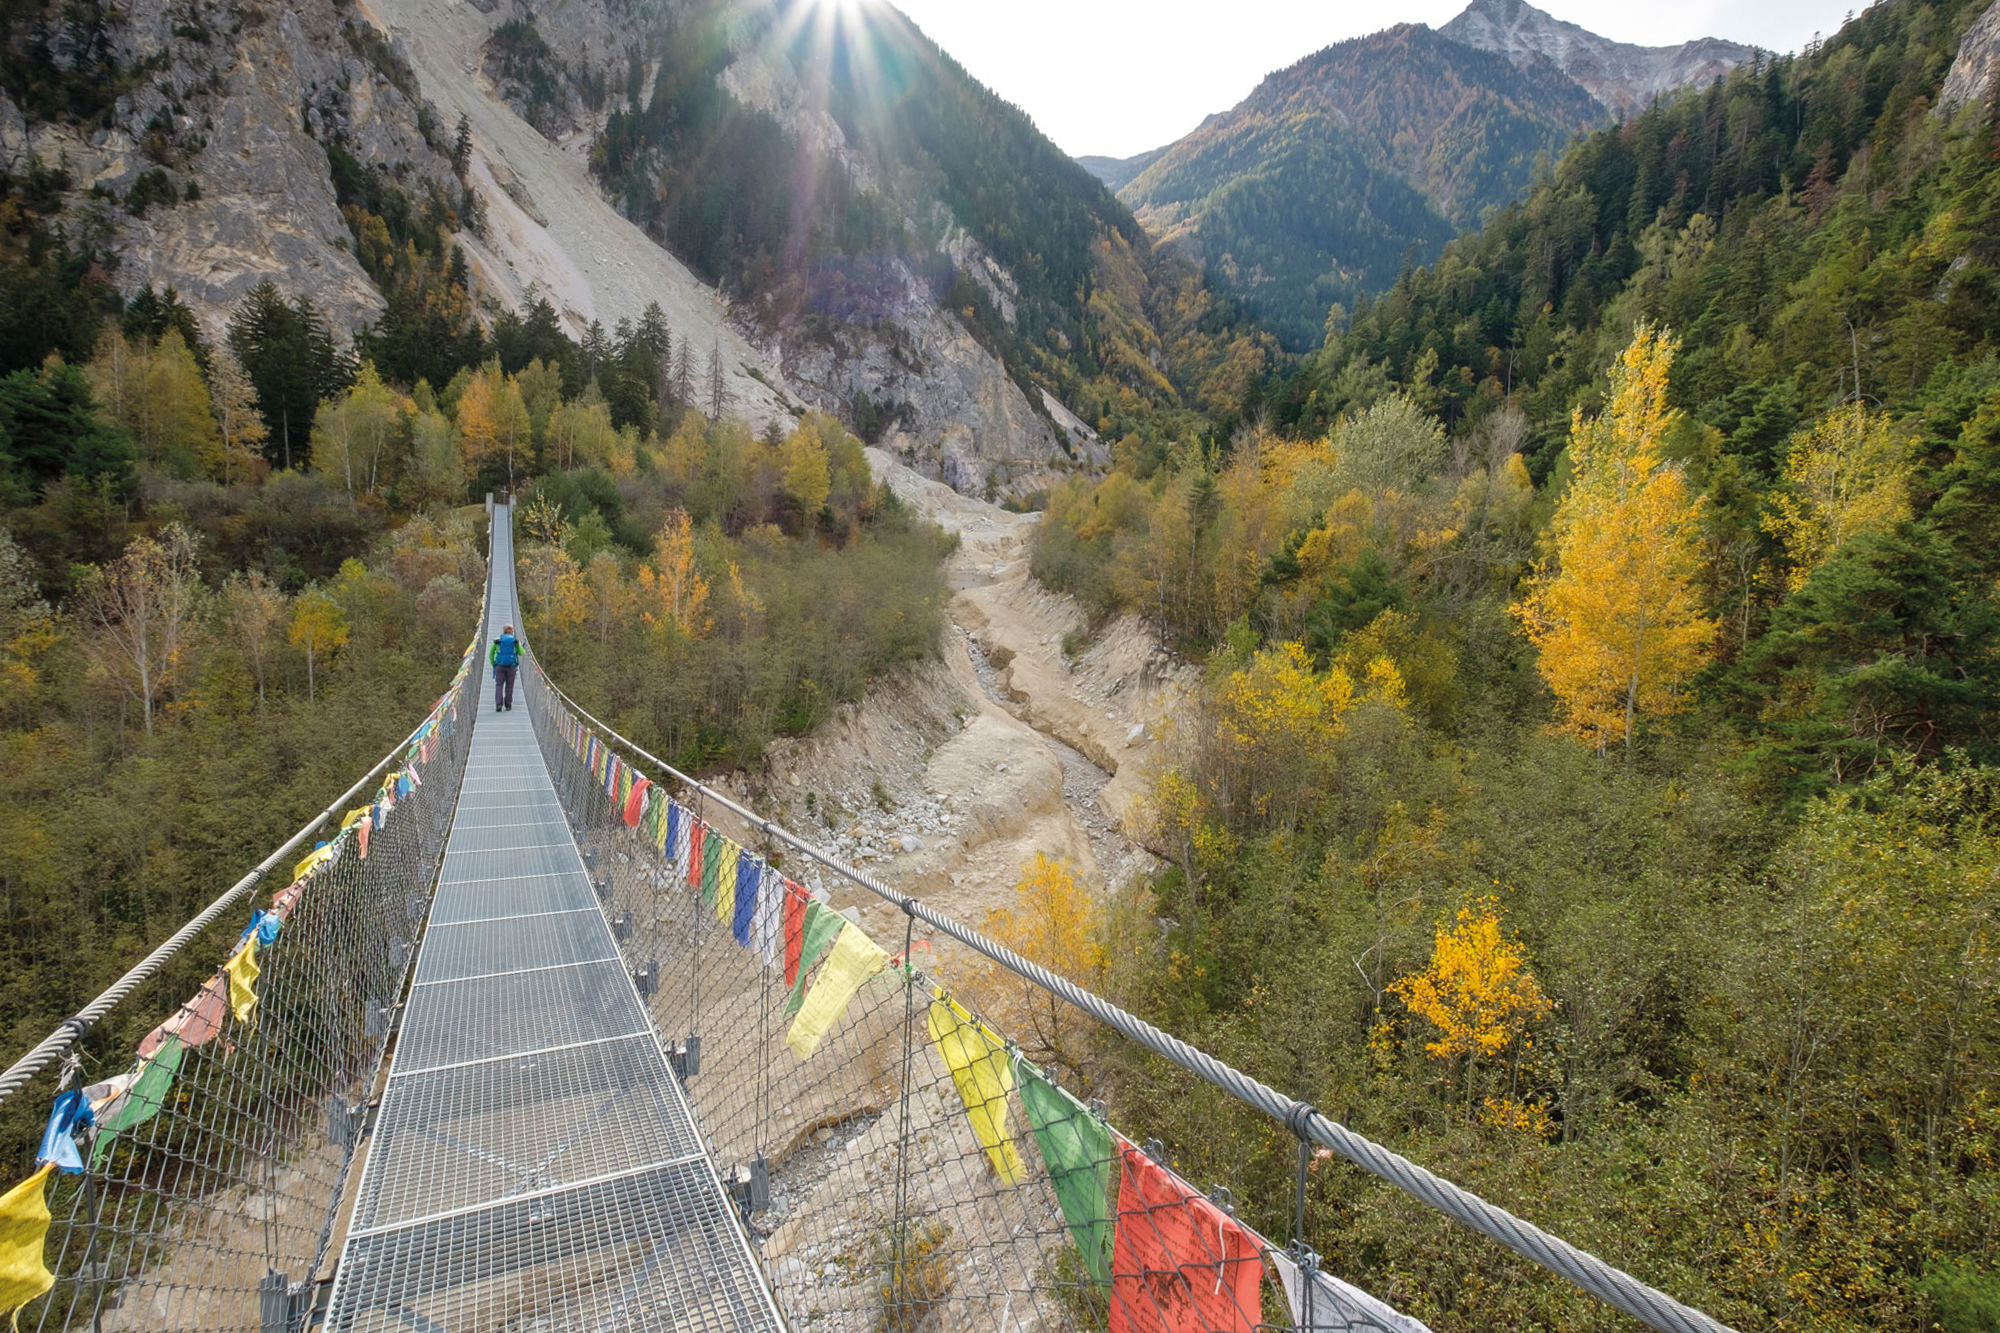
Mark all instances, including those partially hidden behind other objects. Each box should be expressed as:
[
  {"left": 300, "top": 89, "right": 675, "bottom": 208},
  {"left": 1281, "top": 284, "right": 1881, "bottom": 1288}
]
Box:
[
  {"left": 146, "top": 328, "right": 224, "bottom": 477},
  {"left": 780, "top": 419, "right": 831, "bottom": 534},
  {"left": 636, "top": 508, "right": 710, "bottom": 637},
  {"left": 70, "top": 525, "right": 207, "bottom": 736},
  {"left": 454, "top": 364, "right": 504, "bottom": 475},
  {"left": 493, "top": 372, "right": 532, "bottom": 489},
  {"left": 979, "top": 855, "right": 1106, "bottom": 1090},
  {"left": 1513, "top": 324, "right": 1715, "bottom": 755},
  {"left": 1390, "top": 896, "right": 1552, "bottom": 1120},
  {"left": 221, "top": 570, "right": 287, "bottom": 704},
  {"left": 1762, "top": 404, "right": 1914, "bottom": 590},
  {"left": 288, "top": 588, "right": 349, "bottom": 703},
  {"left": 206, "top": 344, "right": 268, "bottom": 484}
]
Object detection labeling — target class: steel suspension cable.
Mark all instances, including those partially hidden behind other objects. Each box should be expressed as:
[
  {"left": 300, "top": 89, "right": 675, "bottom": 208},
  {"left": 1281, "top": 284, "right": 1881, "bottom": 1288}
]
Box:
[{"left": 536, "top": 669, "right": 1740, "bottom": 1333}]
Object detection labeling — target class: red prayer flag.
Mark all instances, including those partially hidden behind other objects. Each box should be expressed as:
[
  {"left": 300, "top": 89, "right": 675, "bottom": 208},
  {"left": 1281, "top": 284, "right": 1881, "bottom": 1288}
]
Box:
[
  {"left": 783, "top": 878, "right": 809, "bottom": 985},
  {"left": 623, "top": 777, "right": 651, "bottom": 827},
  {"left": 139, "top": 975, "right": 229, "bottom": 1057},
  {"left": 1110, "top": 1141, "right": 1263, "bottom": 1333},
  {"left": 687, "top": 821, "right": 705, "bottom": 889}
]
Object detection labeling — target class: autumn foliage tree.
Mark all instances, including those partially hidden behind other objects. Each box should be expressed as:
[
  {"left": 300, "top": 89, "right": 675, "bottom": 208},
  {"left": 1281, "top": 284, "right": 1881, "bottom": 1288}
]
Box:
[
  {"left": 1762, "top": 404, "right": 1914, "bottom": 591},
  {"left": 69, "top": 523, "right": 207, "bottom": 736},
  {"left": 1390, "top": 897, "right": 1552, "bottom": 1124},
  {"left": 979, "top": 855, "right": 1106, "bottom": 1091},
  {"left": 288, "top": 587, "right": 350, "bottom": 702},
  {"left": 1513, "top": 325, "right": 1715, "bottom": 755}
]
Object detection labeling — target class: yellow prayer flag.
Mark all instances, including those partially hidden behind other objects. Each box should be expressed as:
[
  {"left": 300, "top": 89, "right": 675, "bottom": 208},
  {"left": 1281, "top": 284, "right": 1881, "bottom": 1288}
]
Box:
[
  {"left": 226, "top": 940, "right": 260, "bottom": 1024},
  {"left": 0, "top": 1164, "right": 54, "bottom": 1321},
  {"left": 340, "top": 808, "right": 367, "bottom": 830},
  {"left": 786, "top": 923, "right": 887, "bottom": 1059},
  {"left": 292, "top": 845, "right": 331, "bottom": 884},
  {"left": 715, "top": 841, "right": 740, "bottom": 927},
  {"left": 927, "top": 992, "right": 1026, "bottom": 1184}
]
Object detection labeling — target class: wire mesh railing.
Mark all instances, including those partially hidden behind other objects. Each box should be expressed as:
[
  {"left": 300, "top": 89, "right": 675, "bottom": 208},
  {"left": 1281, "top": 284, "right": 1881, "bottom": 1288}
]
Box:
[
  {"left": 524, "top": 649, "right": 1742, "bottom": 1333},
  {"left": 525, "top": 655, "right": 1534, "bottom": 1333},
  {"left": 0, "top": 605, "right": 488, "bottom": 1332}
]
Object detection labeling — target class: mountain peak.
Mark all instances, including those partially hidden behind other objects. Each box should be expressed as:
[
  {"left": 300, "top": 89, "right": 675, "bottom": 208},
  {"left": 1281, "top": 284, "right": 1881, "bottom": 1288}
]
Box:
[{"left": 1440, "top": 0, "right": 1759, "bottom": 114}]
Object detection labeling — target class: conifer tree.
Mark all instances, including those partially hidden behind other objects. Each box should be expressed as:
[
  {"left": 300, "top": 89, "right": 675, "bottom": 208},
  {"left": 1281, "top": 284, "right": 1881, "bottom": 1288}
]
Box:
[{"left": 1513, "top": 325, "right": 1714, "bottom": 755}]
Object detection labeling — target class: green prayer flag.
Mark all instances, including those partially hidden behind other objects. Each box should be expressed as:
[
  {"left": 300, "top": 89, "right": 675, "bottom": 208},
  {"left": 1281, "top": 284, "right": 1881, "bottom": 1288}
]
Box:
[
  {"left": 1019, "top": 1061, "right": 1114, "bottom": 1285},
  {"left": 781, "top": 900, "right": 847, "bottom": 1019},
  {"left": 699, "top": 828, "right": 722, "bottom": 908},
  {"left": 89, "top": 1037, "right": 185, "bottom": 1168},
  {"left": 642, "top": 792, "right": 665, "bottom": 849}
]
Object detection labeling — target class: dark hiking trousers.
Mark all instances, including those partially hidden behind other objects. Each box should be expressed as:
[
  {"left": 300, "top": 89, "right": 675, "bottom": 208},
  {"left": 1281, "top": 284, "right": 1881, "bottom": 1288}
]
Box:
[{"left": 494, "top": 663, "right": 517, "bottom": 710}]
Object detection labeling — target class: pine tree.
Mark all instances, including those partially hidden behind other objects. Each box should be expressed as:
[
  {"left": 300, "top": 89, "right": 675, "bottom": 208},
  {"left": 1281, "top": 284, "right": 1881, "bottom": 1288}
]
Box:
[
  {"left": 226, "top": 283, "right": 352, "bottom": 470},
  {"left": 451, "top": 114, "right": 473, "bottom": 179},
  {"left": 707, "top": 342, "right": 725, "bottom": 420},
  {"left": 1513, "top": 325, "right": 1715, "bottom": 756},
  {"left": 673, "top": 341, "right": 693, "bottom": 411}
]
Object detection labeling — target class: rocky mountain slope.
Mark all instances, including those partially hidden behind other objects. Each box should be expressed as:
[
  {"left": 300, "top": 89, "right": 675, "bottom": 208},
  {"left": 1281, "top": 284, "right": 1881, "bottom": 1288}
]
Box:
[
  {"left": 6, "top": 0, "right": 1241, "bottom": 495},
  {"left": 1110, "top": 22, "right": 1603, "bottom": 349},
  {"left": 1938, "top": 0, "right": 2000, "bottom": 114},
  {"left": 1087, "top": 0, "right": 1760, "bottom": 350},
  {"left": 1440, "top": 0, "right": 1759, "bottom": 114}
]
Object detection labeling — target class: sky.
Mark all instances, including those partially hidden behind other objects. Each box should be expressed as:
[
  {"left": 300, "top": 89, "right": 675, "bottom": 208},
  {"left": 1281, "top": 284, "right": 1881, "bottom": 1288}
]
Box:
[{"left": 883, "top": 0, "right": 1873, "bottom": 159}]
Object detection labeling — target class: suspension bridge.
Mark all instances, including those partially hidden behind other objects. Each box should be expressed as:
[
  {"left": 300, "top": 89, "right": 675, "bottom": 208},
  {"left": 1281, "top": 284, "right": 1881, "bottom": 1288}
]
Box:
[{"left": 0, "top": 501, "right": 1740, "bottom": 1333}]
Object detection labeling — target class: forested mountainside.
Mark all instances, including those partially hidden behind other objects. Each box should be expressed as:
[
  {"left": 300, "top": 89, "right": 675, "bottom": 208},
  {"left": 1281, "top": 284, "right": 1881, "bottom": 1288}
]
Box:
[
  {"left": 1114, "top": 22, "right": 1604, "bottom": 350},
  {"left": 1026, "top": 1, "right": 2000, "bottom": 1328}
]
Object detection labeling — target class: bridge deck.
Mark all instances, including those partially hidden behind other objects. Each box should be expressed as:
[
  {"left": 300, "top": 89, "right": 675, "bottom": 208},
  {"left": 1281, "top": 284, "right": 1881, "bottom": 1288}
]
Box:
[{"left": 326, "top": 512, "right": 783, "bottom": 1332}]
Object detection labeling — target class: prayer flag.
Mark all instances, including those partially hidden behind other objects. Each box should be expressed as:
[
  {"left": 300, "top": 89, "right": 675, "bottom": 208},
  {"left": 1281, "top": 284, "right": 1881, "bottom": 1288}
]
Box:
[
  {"left": 732, "top": 853, "right": 760, "bottom": 947},
  {"left": 88, "top": 1037, "right": 185, "bottom": 1169},
  {"left": 700, "top": 827, "right": 722, "bottom": 907},
  {"left": 357, "top": 811, "right": 372, "bottom": 860},
  {"left": 271, "top": 882, "right": 304, "bottom": 920},
  {"left": 0, "top": 1164, "right": 55, "bottom": 1320},
  {"left": 715, "top": 839, "right": 740, "bottom": 926},
  {"left": 642, "top": 790, "right": 666, "bottom": 846},
  {"left": 35, "top": 1091, "right": 92, "bottom": 1175},
  {"left": 783, "top": 879, "right": 809, "bottom": 985},
  {"left": 141, "top": 976, "right": 227, "bottom": 1055},
  {"left": 783, "top": 899, "right": 847, "bottom": 1017},
  {"left": 292, "top": 845, "right": 331, "bottom": 885},
  {"left": 1269, "top": 1249, "right": 1431, "bottom": 1333},
  {"left": 927, "top": 992, "right": 1026, "bottom": 1183},
  {"left": 687, "top": 821, "right": 705, "bottom": 891},
  {"left": 1019, "top": 1061, "right": 1115, "bottom": 1284},
  {"left": 624, "top": 776, "right": 651, "bottom": 827},
  {"left": 754, "top": 865, "right": 783, "bottom": 967},
  {"left": 1110, "top": 1142, "right": 1262, "bottom": 1333},
  {"left": 341, "top": 808, "right": 367, "bottom": 830},
  {"left": 661, "top": 799, "right": 681, "bottom": 858},
  {"left": 786, "top": 922, "right": 888, "bottom": 1059},
  {"left": 226, "top": 939, "right": 260, "bottom": 1024}
]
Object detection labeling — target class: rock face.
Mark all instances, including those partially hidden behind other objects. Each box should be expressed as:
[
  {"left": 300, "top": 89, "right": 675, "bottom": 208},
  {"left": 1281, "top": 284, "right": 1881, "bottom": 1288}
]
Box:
[
  {"left": 1440, "top": 0, "right": 1759, "bottom": 115},
  {"left": 364, "top": 0, "right": 795, "bottom": 433},
  {"left": 0, "top": 0, "right": 455, "bottom": 342},
  {"left": 1939, "top": 0, "right": 2000, "bottom": 118}
]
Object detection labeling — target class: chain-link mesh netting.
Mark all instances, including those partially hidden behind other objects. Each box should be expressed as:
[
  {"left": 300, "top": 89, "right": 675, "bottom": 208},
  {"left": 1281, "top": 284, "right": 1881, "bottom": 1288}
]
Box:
[
  {"left": 5, "top": 623, "right": 486, "bottom": 1332},
  {"left": 524, "top": 656, "right": 1428, "bottom": 1333}
]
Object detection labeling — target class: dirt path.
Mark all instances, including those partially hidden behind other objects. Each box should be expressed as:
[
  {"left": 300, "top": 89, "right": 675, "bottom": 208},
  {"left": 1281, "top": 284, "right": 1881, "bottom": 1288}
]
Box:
[{"left": 731, "top": 452, "right": 1188, "bottom": 964}]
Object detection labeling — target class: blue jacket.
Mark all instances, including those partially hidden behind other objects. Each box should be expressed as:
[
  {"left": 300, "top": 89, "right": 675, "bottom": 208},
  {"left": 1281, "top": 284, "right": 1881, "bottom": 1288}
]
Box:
[{"left": 490, "top": 633, "right": 519, "bottom": 667}]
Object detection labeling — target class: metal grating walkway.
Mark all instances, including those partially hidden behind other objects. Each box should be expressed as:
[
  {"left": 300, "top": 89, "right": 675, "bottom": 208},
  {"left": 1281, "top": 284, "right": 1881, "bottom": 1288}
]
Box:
[{"left": 325, "top": 509, "right": 785, "bottom": 1332}]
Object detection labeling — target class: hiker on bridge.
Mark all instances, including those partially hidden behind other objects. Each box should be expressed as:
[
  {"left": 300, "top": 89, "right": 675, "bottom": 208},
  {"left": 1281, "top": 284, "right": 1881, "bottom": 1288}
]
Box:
[{"left": 490, "top": 624, "right": 519, "bottom": 711}]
